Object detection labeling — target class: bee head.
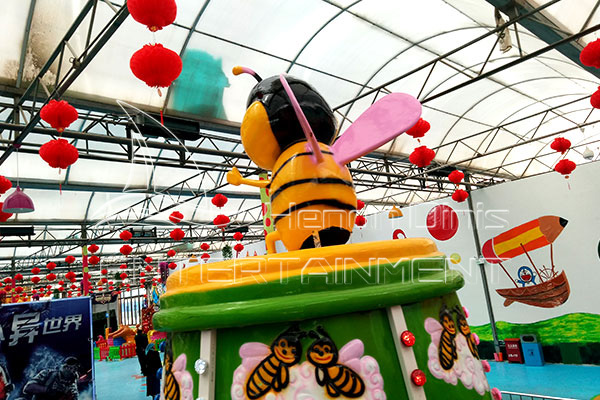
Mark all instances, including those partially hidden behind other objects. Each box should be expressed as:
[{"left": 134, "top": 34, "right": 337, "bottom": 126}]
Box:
[
  {"left": 439, "top": 305, "right": 456, "bottom": 334},
  {"left": 234, "top": 66, "right": 337, "bottom": 170},
  {"left": 307, "top": 326, "right": 338, "bottom": 367},
  {"left": 270, "top": 324, "right": 306, "bottom": 365},
  {"left": 453, "top": 306, "right": 470, "bottom": 335}
]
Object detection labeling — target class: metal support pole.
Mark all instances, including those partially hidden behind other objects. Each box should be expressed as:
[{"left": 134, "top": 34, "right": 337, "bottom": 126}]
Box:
[{"left": 465, "top": 174, "right": 500, "bottom": 354}]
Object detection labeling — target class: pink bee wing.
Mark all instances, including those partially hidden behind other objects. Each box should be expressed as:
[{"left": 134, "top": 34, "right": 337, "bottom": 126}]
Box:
[
  {"left": 338, "top": 339, "right": 364, "bottom": 364},
  {"left": 331, "top": 93, "right": 422, "bottom": 165},
  {"left": 424, "top": 317, "right": 443, "bottom": 343},
  {"left": 172, "top": 353, "right": 187, "bottom": 372},
  {"left": 240, "top": 342, "right": 271, "bottom": 370}
]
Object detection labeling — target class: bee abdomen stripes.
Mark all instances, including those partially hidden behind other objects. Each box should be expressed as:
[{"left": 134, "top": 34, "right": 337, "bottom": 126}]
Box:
[
  {"left": 273, "top": 200, "right": 356, "bottom": 224},
  {"left": 271, "top": 151, "right": 333, "bottom": 182},
  {"left": 271, "top": 178, "right": 353, "bottom": 202}
]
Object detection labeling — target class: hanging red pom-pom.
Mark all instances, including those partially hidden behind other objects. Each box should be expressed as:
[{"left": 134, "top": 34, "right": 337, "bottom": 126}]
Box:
[
  {"left": 101, "top": 278, "right": 108, "bottom": 284},
  {"left": 234, "top": 243, "right": 244, "bottom": 253},
  {"left": 119, "top": 264, "right": 127, "bottom": 270},
  {"left": 0, "top": 176, "right": 12, "bottom": 194},
  {"left": 127, "top": 0, "right": 177, "bottom": 32},
  {"left": 356, "top": 199, "right": 365, "bottom": 210},
  {"left": 211, "top": 194, "right": 228, "bottom": 208},
  {"left": 47, "top": 262, "right": 56, "bottom": 271},
  {"left": 140, "top": 272, "right": 146, "bottom": 277},
  {"left": 120, "top": 272, "right": 128, "bottom": 279},
  {"left": 120, "top": 245, "right": 133, "bottom": 256},
  {"left": 101, "top": 268, "right": 108, "bottom": 275},
  {"left": 144, "top": 256, "right": 153, "bottom": 263},
  {"left": 40, "top": 100, "right": 79, "bottom": 133},
  {"left": 1, "top": 277, "right": 10, "bottom": 284},
  {"left": 31, "top": 267, "right": 41, "bottom": 275},
  {"left": 168, "top": 262, "right": 177, "bottom": 270},
  {"left": 31, "top": 276, "right": 41, "bottom": 284},
  {"left": 232, "top": 232, "right": 244, "bottom": 241},
  {"left": 39, "top": 138, "right": 79, "bottom": 169},
  {"left": 550, "top": 137, "right": 571, "bottom": 154},
  {"left": 409, "top": 146, "right": 436, "bottom": 168},
  {"left": 65, "top": 255, "right": 76, "bottom": 264},
  {"left": 14, "top": 273, "right": 23, "bottom": 281},
  {"left": 120, "top": 230, "right": 133, "bottom": 241},
  {"left": 15, "top": 286, "right": 24, "bottom": 294},
  {"left": 130, "top": 44, "right": 182, "bottom": 88},
  {"left": 591, "top": 87, "right": 600, "bottom": 109},
  {"left": 46, "top": 273, "right": 56, "bottom": 282},
  {"left": 200, "top": 242, "right": 210, "bottom": 251},
  {"left": 58, "top": 280, "right": 65, "bottom": 286},
  {"left": 0, "top": 204, "right": 13, "bottom": 222},
  {"left": 167, "top": 249, "right": 176, "bottom": 257},
  {"left": 145, "top": 265, "right": 153, "bottom": 272},
  {"left": 213, "top": 214, "right": 230, "bottom": 229},
  {"left": 65, "top": 271, "right": 76, "bottom": 282},
  {"left": 555, "top": 159, "right": 576, "bottom": 177},
  {"left": 88, "top": 243, "right": 99, "bottom": 253},
  {"left": 452, "top": 189, "right": 469, "bottom": 203},
  {"left": 405, "top": 118, "right": 431, "bottom": 139},
  {"left": 448, "top": 170, "right": 464, "bottom": 184},
  {"left": 170, "top": 228, "right": 185, "bottom": 241},
  {"left": 169, "top": 211, "right": 184, "bottom": 224},
  {"left": 89, "top": 255, "right": 100, "bottom": 265},
  {"left": 580, "top": 38, "right": 600, "bottom": 68},
  {"left": 201, "top": 253, "right": 210, "bottom": 261},
  {"left": 355, "top": 215, "right": 367, "bottom": 227}
]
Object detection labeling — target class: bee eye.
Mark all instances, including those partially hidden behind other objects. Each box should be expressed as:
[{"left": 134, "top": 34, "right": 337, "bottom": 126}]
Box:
[
  {"left": 324, "top": 346, "right": 330, "bottom": 353},
  {"left": 256, "top": 91, "right": 264, "bottom": 100},
  {"left": 280, "top": 340, "right": 285, "bottom": 347},
  {"left": 291, "top": 348, "right": 296, "bottom": 354}
]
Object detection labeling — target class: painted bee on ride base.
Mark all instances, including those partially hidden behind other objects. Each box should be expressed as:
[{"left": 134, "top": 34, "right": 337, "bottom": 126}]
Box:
[
  {"left": 243, "top": 325, "right": 307, "bottom": 399},
  {"left": 306, "top": 327, "right": 365, "bottom": 398},
  {"left": 228, "top": 66, "right": 421, "bottom": 253},
  {"left": 438, "top": 306, "right": 458, "bottom": 371},
  {"left": 454, "top": 306, "right": 479, "bottom": 359}
]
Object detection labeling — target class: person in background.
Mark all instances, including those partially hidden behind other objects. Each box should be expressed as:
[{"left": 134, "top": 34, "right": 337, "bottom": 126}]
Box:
[
  {"left": 135, "top": 326, "right": 149, "bottom": 375},
  {"left": 23, "top": 357, "right": 80, "bottom": 400},
  {"left": 144, "top": 343, "right": 162, "bottom": 398}
]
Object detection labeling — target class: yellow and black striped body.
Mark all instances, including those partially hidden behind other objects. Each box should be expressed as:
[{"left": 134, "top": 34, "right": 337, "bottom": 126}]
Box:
[
  {"left": 465, "top": 333, "right": 479, "bottom": 359},
  {"left": 270, "top": 141, "right": 357, "bottom": 251},
  {"left": 318, "top": 365, "right": 365, "bottom": 398},
  {"left": 163, "top": 355, "right": 180, "bottom": 400},
  {"left": 439, "top": 329, "right": 458, "bottom": 370},
  {"left": 246, "top": 354, "right": 287, "bottom": 399}
]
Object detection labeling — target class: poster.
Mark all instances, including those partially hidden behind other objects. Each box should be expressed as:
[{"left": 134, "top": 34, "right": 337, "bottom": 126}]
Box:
[{"left": 0, "top": 297, "right": 94, "bottom": 400}]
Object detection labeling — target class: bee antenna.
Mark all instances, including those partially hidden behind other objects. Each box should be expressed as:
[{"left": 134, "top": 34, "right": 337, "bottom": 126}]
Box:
[
  {"left": 232, "top": 66, "right": 262, "bottom": 82},
  {"left": 308, "top": 330, "right": 320, "bottom": 339}
]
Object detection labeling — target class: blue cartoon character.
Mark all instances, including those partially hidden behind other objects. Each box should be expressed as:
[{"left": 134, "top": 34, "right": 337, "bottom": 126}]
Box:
[{"left": 516, "top": 266, "right": 536, "bottom": 287}]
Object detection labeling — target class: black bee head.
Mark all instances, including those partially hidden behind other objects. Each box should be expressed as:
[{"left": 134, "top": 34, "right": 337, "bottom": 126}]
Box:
[
  {"left": 270, "top": 324, "right": 306, "bottom": 365},
  {"left": 307, "top": 326, "right": 338, "bottom": 367}
]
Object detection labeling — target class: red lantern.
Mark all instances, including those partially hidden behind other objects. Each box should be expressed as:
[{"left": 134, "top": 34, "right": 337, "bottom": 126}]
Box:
[
  {"left": 88, "top": 244, "right": 99, "bottom": 253},
  {"left": 211, "top": 194, "right": 228, "bottom": 208},
  {"left": 120, "top": 272, "right": 128, "bottom": 280},
  {"left": 405, "top": 118, "right": 430, "bottom": 139},
  {"left": 89, "top": 255, "right": 100, "bottom": 265},
  {"left": 120, "top": 245, "right": 133, "bottom": 256},
  {"left": 39, "top": 138, "right": 79, "bottom": 169},
  {"left": 58, "top": 280, "right": 65, "bottom": 286},
  {"left": 127, "top": 0, "right": 177, "bottom": 32},
  {"left": 234, "top": 243, "right": 244, "bottom": 253},
  {"left": 167, "top": 249, "right": 176, "bottom": 257},
  {"left": 119, "top": 264, "right": 127, "bottom": 270},
  {"left": 130, "top": 44, "right": 182, "bottom": 88},
  {"left": 31, "top": 267, "right": 41, "bottom": 275},
  {"left": 591, "top": 87, "right": 600, "bottom": 109},
  {"left": 170, "top": 228, "right": 185, "bottom": 241},
  {"left": 47, "top": 262, "right": 56, "bottom": 271},
  {"left": 65, "top": 255, "right": 76, "bottom": 264},
  {"left": 14, "top": 273, "right": 23, "bottom": 281},
  {"left": 168, "top": 262, "right": 177, "bottom": 270},
  {"left": 46, "top": 273, "right": 56, "bottom": 282},
  {"left": 145, "top": 257, "right": 153, "bottom": 263},
  {"left": 355, "top": 215, "right": 366, "bottom": 227},
  {"left": 201, "top": 253, "right": 210, "bottom": 262},
  {"left": 452, "top": 189, "right": 469, "bottom": 203},
  {"left": 15, "top": 286, "right": 24, "bottom": 294},
  {"left": 448, "top": 170, "right": 464, "bottom": 184},
  {"left": 411, "top": 369, "right": 426, "bottom": 386},
  {"left": 120, "top": 230, "right": 133, "bottom": 241},
  {"left": 0, "top": 204, "right": 13, "bottom": 222},
  {"left": 140, "top": 278, "right": 146, "bottom": 284},
  {"left": 140, "top": 272, "right": 146, "bottom": 277},
  {"left": 550, "top": 137, "right": 571, "bottom": 154},
  {"left": 580, "top": 38, "right": 600, "bottom": 68},
  {"left": 2, "top": 277, "right": 11, "bottom": 284},
  {"left": 232, "top": 232, "right": 244, "bottom": 241},
  {"left": 200, "top": 242, "right": 210, "bottom": 251},
  {"left": 213, "top": 214, "right": 230, "bottom": 229},
  {"left": 409, "top": 146, "right": 435, "bottom": 168},
  {"left": 101, "top": 278, "right": 108, "bottom": 284},
  {"left": 40, "top": 100, "right": 79, "bottom": 133},
  {"left": 356, "top": 199, "right": 365, "bottom": 210},
  {"left": 101, "top": 269, "right": 108, "bottom": 275},
  {"left": 0, "top": 176, "right": 12, "bottom": 194},
  {"left": 554, "top": 159, "right": 576, "bottom": 177},
  {"left": 32, "top": 276, "right": 41, "bottom": 284},
  {"left": 145, "top": 265, "right": 153, "bottom": 272},
  {"left": 169, "top": 211, "right": 184, "bottom": 224}
]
